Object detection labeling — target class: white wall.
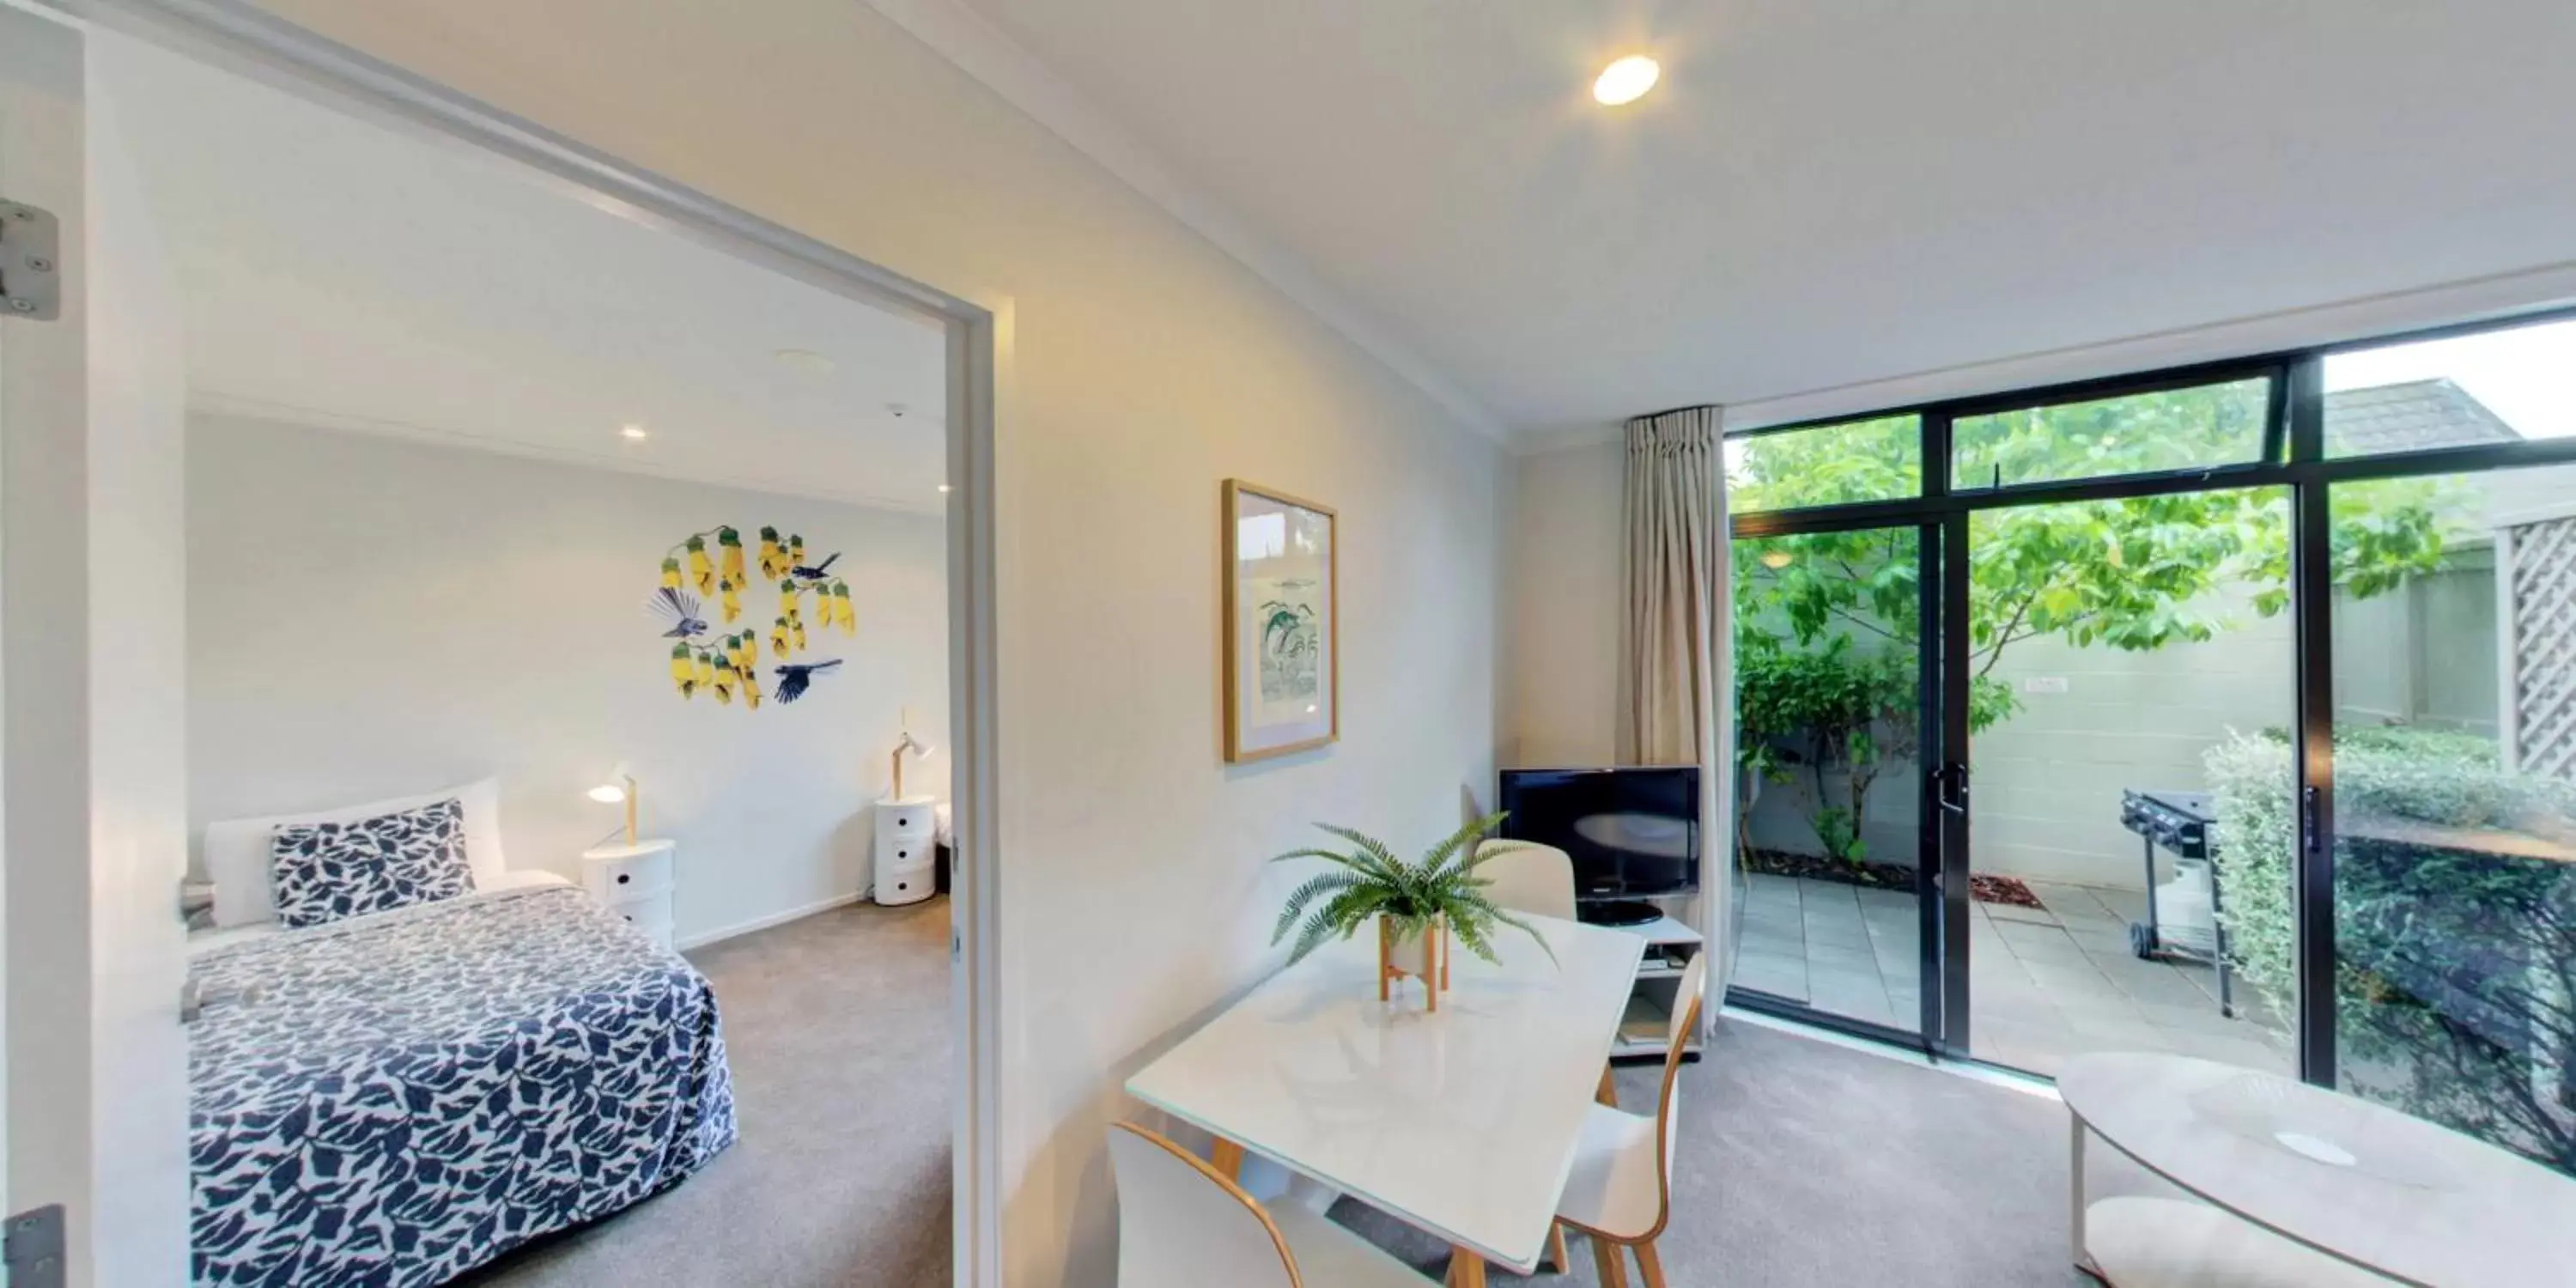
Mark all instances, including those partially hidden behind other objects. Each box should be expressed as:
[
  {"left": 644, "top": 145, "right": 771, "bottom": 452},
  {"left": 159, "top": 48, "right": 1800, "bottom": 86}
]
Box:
[
  {"left": 186, "top": 415, "right": 950, "bottom": 944},
  {"left": 222, "top": 6, "right": 1510, "bottom": 1286},
  {"left": 83, "top": 63, "right": 192, "bottom": 1288},
  {"left": 2, "top": 21, "right": 193, "bottom": 1282},
  {"left": 1503, "top": 441, "right": 1624, "bottom": 768},
  {"left": 1967, "top": 603, "right": 2296, "bottom": 888}
]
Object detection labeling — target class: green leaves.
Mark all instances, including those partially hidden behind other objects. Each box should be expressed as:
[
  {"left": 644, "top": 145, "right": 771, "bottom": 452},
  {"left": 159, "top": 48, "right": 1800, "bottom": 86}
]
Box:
[
  {"left": 1735, "top": 399, "right": 2462, "bottom": 678},
  {"left": 2204, "top": 726, "right": 2576, "bottom": 1171},
  {"left": 1271, "top": 872, "right": 1362, "bottom": 944},
  {"left": 1728, "top": 415, "right": 1922, "bottom": 510},
  {"left": 1731, "top": 389, "right": 2469, "bottom": 873},
  {"left": 1267, "top": 815, "right": 1555, "bottom": 968}
]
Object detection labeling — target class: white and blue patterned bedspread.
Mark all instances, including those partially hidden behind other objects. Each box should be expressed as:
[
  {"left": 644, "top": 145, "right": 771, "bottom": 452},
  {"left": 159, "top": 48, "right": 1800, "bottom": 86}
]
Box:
[{"left": 189, "top": 885, "right": 737, "bottom": 1286}]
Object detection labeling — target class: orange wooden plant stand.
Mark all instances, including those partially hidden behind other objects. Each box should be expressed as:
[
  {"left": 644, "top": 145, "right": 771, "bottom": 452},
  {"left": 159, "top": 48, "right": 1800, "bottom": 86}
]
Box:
[{"left": 1376, "top": 914, "right": 1451, "bottom": 1011}]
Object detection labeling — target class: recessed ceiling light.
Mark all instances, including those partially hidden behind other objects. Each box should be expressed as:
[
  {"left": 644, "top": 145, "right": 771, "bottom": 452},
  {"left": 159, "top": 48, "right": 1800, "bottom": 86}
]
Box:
[
  {"left": 774, "top": 349, "right": 835, "bottom": 374},
  {"left": 620, "top": 424, "right": 650, "bottom": 441},
  {"left": 1593, "top": 55, "right": 1660, "bottom": 106},
  {"left": 937, "top": 484, "right": 953, "bottom": 494}
]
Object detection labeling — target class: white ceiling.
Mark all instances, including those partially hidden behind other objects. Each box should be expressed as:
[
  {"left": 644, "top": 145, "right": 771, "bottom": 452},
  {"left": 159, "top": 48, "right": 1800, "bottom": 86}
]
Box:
[
  {"left": 948, "top": 0, "right": 2576, "bottom": 439},
  {"left": 108, "top": 42, "right": 949, "bottom": 510}
]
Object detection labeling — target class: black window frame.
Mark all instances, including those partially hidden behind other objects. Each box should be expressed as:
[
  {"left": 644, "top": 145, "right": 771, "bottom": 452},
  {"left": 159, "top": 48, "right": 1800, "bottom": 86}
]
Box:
[{"left": 1722, "top": 301, "right": 2576, "bottom": 1087}]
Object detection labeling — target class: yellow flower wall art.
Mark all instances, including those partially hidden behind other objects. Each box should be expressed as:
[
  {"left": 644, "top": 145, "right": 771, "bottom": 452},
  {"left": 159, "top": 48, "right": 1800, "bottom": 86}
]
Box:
[{"left": 651, "top": 525, "right": 855, "bottom": 711}]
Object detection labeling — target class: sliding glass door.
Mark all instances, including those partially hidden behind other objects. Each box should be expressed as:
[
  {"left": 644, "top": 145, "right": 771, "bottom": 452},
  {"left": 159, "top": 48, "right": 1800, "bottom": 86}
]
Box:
[
  {"left": 1728, "top": 521, "right": 1934, "bottom": 1040},
  {"left": 1947, "top": 484, "right": 2300, "bottom": 1078}
]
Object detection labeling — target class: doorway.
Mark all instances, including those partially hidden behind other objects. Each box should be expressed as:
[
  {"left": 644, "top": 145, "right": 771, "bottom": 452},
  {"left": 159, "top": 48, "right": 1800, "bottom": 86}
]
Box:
[
  {"left": 1729, "top": 520, "right": 1934, "bottom": 1041},
  {"left": 1941, "top": 484, "right": 2298, "bottom": 1078},
  {"left": 0, "top": 1, "right": 1005, "bottom": 1280},
  {"left": 1730, "top": 369, "right": 2322, "bottom": 1076}
]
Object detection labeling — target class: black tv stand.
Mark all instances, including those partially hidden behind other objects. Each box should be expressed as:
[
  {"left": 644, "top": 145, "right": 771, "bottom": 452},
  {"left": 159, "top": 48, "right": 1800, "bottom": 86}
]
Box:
[{"left": 1578, "top": 899, "right": 1664, "bottom": 927}]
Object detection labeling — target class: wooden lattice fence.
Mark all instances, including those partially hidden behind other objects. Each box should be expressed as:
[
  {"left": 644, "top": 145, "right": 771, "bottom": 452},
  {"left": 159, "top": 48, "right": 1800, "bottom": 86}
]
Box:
[{"left": 2497, "top": 503, "right": 2576, "bottom": 782}]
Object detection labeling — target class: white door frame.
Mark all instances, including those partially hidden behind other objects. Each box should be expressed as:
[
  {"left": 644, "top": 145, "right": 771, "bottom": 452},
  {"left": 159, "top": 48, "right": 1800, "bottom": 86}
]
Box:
[{"left": 28, "top": 0, "right": 1008, "bottom": 1281}]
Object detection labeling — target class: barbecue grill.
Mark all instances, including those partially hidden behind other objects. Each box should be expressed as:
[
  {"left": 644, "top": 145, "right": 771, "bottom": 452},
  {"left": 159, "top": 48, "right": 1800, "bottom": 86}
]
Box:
[{"left": 2115, "top": 788, "right": 2235, "bottom": 1016}]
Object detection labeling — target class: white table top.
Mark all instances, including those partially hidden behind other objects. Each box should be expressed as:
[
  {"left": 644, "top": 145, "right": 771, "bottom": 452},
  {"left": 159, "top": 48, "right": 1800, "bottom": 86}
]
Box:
[
  {"left": 2062, "top": 1052, "right": 2576, "bottom": 1286},
  {"left": 1125, "top": 914, "right": 1644, "bottom": 1273}
]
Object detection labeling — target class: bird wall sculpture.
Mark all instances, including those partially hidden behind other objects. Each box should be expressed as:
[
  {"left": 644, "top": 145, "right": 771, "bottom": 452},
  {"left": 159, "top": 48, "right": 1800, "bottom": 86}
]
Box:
[
  {"left": 645, "top": 586, "right": 711, "bottom": 640},
  {"left": 658, "top": 525, "right": 855, "bottom": 709},
  {"left": 774, "top": 659, "right": 843, "bottom": 704}
]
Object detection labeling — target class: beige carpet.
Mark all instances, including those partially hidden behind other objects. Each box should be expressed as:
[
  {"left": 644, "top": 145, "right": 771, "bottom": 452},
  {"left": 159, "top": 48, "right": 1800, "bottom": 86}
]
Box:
[
  {"left": 1333, "top": 1018, "right": 2108, "bottom": 1286},
  {"left": 459, "top": 904, "right": 2119, "bottom": 1288},
  {"left": 457, "top": 897, "right": 954, "bottom": 1288}
]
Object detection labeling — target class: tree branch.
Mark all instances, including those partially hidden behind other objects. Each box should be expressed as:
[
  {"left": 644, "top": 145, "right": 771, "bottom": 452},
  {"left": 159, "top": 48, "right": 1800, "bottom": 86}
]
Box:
[
  {"left": 1973, "top": 587, "right": 2038, "bottom": 682},
  {"left": 1824, "top": 605, "right": 1906, "bottom": 644}
]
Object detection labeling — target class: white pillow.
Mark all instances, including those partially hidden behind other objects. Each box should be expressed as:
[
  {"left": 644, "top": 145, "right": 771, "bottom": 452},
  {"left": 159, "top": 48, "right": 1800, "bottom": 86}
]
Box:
[{"left": 203, "top": 778, "right": 507, "bottom": 928}]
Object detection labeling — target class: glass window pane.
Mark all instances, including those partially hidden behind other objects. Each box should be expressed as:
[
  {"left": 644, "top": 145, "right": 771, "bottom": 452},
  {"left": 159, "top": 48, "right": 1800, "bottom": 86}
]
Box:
[
  {"left": 1969, "top": 488, "right": 2296, "bottom": 1079},
  {"left": 1725, "top": 415, "right": 1920, "bottom": 513},
  {"left": 1951, "top": 377, "right": 2271, "bottom": 492},
  {"left": 2325, "top": 315, "right": 2576, "bottom": 458},
  {"left": 2328, "top": 469, "right": 2576, "bottom": 1175},
  {"left": 1730, "top": 526, "right": 1924, "bottom": 1036}
]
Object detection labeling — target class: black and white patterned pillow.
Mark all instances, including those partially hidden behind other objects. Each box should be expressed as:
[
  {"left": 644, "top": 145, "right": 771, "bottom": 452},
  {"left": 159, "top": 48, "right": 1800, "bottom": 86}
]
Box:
[{"left": 270, "top": 798, "right": 474, "bottom": 929}]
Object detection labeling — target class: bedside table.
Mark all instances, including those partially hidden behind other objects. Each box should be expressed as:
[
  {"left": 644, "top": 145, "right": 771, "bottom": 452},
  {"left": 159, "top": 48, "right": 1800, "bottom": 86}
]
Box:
[
  {"left": 873, "top": 797, "right": 939, "bottom": 906},
  {"left": 581, "top": 838, "right": 676, "bottom": 947}
]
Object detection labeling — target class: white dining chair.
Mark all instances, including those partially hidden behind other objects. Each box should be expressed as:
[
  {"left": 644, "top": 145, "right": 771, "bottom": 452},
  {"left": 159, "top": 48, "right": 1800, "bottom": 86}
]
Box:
[
  {"left": 1550, "top": 954, "right": 1706, "bottom": 1288},
  {"left": 1108, "top": 1121, "right": 1436, "bottom": 1288},
  {"left": 1472, "top": 839, "right": 1577, "bottom": 920},
  {"left": 2085, "top": 1196, "right": 2394, "bottom": 1286}
]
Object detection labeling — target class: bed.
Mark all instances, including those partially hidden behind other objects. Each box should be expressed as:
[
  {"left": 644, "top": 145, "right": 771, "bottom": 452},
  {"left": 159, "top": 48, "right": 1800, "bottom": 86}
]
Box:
[{"left": 186, "top": 877, "right": 738, "bottom": 1286}]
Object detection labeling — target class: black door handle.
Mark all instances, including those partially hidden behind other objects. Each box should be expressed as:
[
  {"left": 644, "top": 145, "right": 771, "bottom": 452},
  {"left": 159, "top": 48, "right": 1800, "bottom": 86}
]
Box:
[{"left": 1936, "top": 762, "right": 1971, "bottom": 817}]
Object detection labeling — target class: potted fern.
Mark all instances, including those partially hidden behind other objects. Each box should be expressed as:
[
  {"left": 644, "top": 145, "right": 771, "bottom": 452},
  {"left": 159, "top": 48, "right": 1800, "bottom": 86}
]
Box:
[{"left": 1270, "top": 813, "right": 1554, "bottom": 1008}]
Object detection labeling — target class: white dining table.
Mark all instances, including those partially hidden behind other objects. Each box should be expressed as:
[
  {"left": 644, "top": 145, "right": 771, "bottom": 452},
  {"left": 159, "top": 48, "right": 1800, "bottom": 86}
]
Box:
[{"left": 1124, "top": 913, "right": 1645, "bottom": 1285}]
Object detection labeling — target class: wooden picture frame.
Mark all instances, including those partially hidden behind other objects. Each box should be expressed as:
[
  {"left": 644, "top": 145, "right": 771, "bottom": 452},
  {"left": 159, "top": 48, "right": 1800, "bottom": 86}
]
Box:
[{"left": 1221, "top": 479, "right": 1339, "bottom": 762}]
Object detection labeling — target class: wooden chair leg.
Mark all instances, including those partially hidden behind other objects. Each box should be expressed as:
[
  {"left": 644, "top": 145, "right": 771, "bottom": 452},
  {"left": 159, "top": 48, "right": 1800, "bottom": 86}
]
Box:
[
  {"left": 1546, "top": 1223, "right": 1571, "bottom": 1273},
  {"left": 1210, "top": 1138, "right": 1244, "bottom": 1181},
  {"left": 1590, "top": 1236, "right": 1629, "bottom": 1288},
  {"left": 1635, "top": 1239, "right": 1668, "bottom": 1288},
  {"left": 1595, "top": 1063, "right": 1619, "bottom": 1109}
]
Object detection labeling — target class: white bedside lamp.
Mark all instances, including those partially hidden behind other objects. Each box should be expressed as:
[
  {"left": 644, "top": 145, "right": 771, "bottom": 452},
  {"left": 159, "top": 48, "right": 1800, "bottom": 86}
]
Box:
[
  {"left": 587, "top": 763, "right": 639, "bottom": 847},
  {"left": 889, "top": 708, "right": 934, "bottom": 802},
  {"left": 580, "top": 763, "right": 677, "bottom": 946}
]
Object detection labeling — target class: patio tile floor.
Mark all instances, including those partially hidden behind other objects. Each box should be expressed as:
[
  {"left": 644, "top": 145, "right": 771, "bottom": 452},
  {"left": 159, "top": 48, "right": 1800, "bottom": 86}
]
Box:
[{"left": 1735, "top": 872, "right": 2294, "bottom": 1078}]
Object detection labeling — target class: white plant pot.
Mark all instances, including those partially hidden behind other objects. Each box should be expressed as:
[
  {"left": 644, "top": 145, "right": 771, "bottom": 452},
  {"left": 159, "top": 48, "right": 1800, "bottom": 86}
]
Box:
[
  {"left": 1388, "top": 920, "right": 1437, "bottom": 975},
  {"left": 1377, "top": 914, "right": 1448, "bottom": 1010}
]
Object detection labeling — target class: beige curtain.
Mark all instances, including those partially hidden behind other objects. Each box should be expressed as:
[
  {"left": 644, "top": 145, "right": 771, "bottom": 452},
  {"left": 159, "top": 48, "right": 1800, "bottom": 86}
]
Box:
[{"left": 1619, "top": 406, "right": 1734, "bottom": 1016}]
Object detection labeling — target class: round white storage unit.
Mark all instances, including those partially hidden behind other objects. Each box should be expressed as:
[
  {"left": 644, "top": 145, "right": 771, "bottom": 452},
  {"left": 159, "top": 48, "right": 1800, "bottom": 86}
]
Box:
[
  {"left": 581, "top": 838, "right": 677, "bottom": 947},
  {"left": 873, "top": 795, "right": 939, "bottom": 906}
]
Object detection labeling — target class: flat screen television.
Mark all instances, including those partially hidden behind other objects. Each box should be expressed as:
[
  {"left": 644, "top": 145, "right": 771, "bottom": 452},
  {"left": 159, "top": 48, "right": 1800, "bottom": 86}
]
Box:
[{"left": 1498, "top": 766, "right": 1699, "bottom": 925}]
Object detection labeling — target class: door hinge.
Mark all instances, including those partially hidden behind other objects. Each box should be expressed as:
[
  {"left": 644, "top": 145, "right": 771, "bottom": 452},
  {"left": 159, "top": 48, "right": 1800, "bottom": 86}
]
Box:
[
  {"left": 1, "top": 198, "right": 63, "bottom": 321},
  {"left": 3, "top": 1204, "right": 67, "bottom": 1288}
]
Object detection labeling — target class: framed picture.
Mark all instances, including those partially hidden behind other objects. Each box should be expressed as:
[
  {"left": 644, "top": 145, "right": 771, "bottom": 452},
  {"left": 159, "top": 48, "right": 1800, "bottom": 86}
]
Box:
[{"left": 1222, "top": 479, "right": 1338, "bottom": 762}]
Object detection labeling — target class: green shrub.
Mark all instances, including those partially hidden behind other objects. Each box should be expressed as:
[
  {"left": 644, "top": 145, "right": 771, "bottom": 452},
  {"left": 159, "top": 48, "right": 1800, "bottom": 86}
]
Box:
[
  {"left": 2204, "top": 725, "right": 2576, "bottom": 1172},
  {"left": 2202, "top": 733, "right": 2299, "bottom": 1005},
  {"left": 1735, "top": 635, "right": 1916, "bottom": 863},
  {"left": 1735, "top": 628, "right": 2014, "bottom": 864}
]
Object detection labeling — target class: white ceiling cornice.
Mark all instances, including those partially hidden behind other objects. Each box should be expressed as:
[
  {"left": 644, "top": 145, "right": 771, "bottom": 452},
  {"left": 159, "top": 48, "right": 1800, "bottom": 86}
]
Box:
[{"left": 860, "top": 0, "right": 1509, "bottom": 443}]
